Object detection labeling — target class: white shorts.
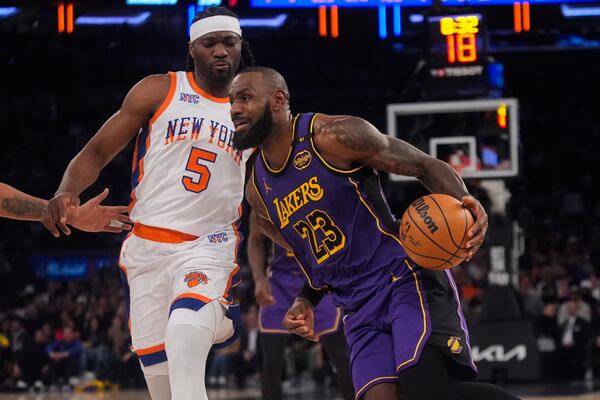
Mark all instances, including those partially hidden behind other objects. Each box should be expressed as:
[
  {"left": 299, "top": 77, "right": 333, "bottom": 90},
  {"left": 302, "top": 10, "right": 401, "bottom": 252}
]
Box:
[{"left": 118, "top": 223, "right": 242, "bottom": 367}]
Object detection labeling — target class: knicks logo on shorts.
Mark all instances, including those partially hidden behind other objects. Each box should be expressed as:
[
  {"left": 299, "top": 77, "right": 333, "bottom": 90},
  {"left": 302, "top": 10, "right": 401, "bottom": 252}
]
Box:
[
  {"left": 184, "top": 270, "right": 209, "bottom": 288},
  {"left": 293, "top": 150, "right": 312, "bottom": 170},
  {"left": 447, "top": 336, "right": 463, "bottom": 354}
]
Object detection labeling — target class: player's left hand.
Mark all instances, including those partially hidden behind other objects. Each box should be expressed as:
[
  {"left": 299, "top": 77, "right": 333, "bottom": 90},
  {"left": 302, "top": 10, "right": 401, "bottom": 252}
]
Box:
[
  {"left": 283, "top": 298, "right": 318, "bottom": 342},
  {"left": 67, "top": 188, "right": 132, "bottom": 233},
  {"left": 462, "top": 195, "right": 488, "bottom": 261}
]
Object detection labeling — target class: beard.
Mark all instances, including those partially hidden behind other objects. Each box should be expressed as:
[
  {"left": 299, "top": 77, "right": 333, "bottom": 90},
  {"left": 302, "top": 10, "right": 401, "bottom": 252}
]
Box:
[
  {"left": 232, "top": 103, "right": 274, "bottom": 151},
  {"left": 206, "top": 65, "right": 234, "bottom": 84}
]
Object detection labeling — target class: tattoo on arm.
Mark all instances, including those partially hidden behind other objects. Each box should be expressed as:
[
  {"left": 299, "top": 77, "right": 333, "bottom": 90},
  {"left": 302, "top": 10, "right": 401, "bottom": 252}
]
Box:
[
  {"left": 2, "top": 197, "right": 46, "bottom": 218},
  {"left": 330, "top": 116, "right": 426, "bottom": 177},
  {"left": 329, "top": 116, "right": 467, "bottom": 196},
  {"left": 330, "top": 117, "right": 383, "bottom": 153}
]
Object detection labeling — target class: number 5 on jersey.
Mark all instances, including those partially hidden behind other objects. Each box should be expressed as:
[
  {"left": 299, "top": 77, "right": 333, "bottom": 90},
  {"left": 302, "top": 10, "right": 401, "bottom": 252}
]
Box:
[{"left": 182, "top": 147, "right": 217, "bottom": 193}]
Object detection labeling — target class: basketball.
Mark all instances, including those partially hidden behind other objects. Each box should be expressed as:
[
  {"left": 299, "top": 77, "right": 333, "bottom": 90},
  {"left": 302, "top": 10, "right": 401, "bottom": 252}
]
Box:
[{"left": 400, "top": 194, "right": 475, "bottom": 270}]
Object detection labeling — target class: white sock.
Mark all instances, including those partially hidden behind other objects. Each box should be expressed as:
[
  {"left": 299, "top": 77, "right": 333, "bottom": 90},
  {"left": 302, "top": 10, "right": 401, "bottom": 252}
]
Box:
[
  {"left": 144, "top": 370, "right": 171, "bottom": 400},
  {"left": 165, "top": 302, "right": 230, "bottom": 400}
]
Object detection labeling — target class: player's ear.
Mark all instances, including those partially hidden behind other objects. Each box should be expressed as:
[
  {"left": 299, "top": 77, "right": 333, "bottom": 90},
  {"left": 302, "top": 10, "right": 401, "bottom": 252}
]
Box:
[
  {"left": 188, "top": 41, "right": 194, "bottom": 57},
  {"left": 272, "top": 90, "right": 287, "bottom": 111}
]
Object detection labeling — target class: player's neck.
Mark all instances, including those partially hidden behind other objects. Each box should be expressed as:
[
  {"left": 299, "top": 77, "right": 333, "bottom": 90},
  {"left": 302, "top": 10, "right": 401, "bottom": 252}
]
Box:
[
  {"left": 192, "top": 70, "right": 230, "bottom": 98},
  {"left": 261, "top": 114, "right": 294, "bottom": 170}
]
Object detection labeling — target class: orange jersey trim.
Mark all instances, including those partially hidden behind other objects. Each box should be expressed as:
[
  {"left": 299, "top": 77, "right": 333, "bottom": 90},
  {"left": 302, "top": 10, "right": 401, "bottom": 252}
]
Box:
[
  {"left": 172, "top": 292, "right": 213, "bottom": 305},
  {"left": 132, "top": 223, "right": 199, "bottom": 244},
  {"left": 135, "top": 343, "right": 165, "bottom": 356},
  {"left": 150, "top": 72, "right": 177, "bottom": 124},
  {"left": 186, "top": 72, "right": 229, "bottom": 104},
  {"left": 222, "top": 265, "right": 241, "bottom": 302},
  {"left": 130, "top": 72, "right": 176, "bottom": 213}
]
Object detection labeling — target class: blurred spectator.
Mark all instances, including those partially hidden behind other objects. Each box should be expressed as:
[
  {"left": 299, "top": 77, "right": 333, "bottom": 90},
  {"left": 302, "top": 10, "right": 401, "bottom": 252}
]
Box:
[
  {"left": 81, "top": 317, "right": 111, "bottom": 380},
  {"left": 45, "top": 326, "right": 82, "bottom": 387},
  {"left": 559, "top": 299, "right": 590, "bottom": 380},
  {"left": 232, "top": 304, "right": 260, "bottom": 388},
  {"left": 19, "top": 328, "right": 49, "bottom": 388},
  {"left": 558, "top": 289, "right": 592, "bottom": 326}
]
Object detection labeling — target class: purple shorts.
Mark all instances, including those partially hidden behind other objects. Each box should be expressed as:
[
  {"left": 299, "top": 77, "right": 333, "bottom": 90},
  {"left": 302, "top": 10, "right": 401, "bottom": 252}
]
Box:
[
  {"left": 259, "top": 268, "right": 341, "bottom": 336},
  {"left": 344, "top": 261, "right": 477, "bottom": 399}
]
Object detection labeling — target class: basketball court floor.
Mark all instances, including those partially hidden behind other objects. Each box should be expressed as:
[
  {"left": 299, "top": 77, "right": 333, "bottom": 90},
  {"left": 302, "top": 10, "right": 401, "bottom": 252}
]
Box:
[{"left": 0, "top": 382, "right": 598, "bottom": 400}]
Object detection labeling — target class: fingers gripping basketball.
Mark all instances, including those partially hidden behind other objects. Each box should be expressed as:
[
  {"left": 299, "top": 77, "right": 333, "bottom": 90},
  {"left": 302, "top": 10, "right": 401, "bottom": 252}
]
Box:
[{"left": 400, "top": 194, "right": 474, "bottom": 270}]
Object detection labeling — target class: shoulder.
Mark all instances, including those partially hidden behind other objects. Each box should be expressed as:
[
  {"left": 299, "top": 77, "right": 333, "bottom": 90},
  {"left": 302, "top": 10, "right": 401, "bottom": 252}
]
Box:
[
  {"left": 129, "top": 73, "right": 173, "bottom": 100},
  {"left": 123, "top": 73, "right": 175, "bottom": 115}
]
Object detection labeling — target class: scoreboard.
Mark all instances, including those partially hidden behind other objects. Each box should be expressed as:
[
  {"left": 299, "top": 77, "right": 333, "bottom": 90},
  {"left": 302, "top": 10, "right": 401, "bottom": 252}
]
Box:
[{"left": 426, "top": 13, "right": 488, "bottom": 98}]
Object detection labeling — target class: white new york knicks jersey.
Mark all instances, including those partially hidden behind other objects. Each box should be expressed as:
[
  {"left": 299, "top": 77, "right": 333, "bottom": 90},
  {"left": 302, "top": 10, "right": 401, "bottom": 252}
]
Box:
[{"left": 129, "top": 71, "right": 250, "bottom": 237}]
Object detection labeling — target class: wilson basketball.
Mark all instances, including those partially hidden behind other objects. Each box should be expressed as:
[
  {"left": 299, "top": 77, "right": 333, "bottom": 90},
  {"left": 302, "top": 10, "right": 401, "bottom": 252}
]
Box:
[{"left": 400, "top": 194, "right": 475, "bottom": 270}]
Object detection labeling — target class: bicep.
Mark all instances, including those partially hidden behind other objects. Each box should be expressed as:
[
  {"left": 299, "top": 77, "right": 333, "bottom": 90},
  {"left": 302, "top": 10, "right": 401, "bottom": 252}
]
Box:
[
  {"left": 325, "top": 115, "right": 433, "bottom": 180},
  {"left": 361, "top": 136, "right": 434, "bottom": 180}
]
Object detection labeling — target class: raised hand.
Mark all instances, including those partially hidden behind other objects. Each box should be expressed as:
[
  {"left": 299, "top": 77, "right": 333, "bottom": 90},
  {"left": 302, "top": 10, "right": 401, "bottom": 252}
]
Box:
[
  {"left": 43, "top": 192, "right": 80, "bottom": 237},
  {"left": 67, "top": 188, "right": 132, "bottom": 233}
]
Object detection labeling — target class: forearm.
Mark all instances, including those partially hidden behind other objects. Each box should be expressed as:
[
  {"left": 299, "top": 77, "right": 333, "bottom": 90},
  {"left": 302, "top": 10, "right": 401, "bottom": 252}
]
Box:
[
  {"left": 257, "top": 218, "right": 292, "bottom": 251},
  {"left": 0, "top": 184, "right": 47, "bottom": 221},
  {"left": 55, "top": 149, "right": 104, "bottom": 196},
  {"left": 420, "top": 158, "right": 470, "bottom": 200},
  {"left": 248, "top": 236, "right": 268, "bottom": 281}
]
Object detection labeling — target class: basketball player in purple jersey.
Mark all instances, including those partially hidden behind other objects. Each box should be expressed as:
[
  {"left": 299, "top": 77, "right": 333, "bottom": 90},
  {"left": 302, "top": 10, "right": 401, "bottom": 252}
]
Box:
[
  {"left": 248, "top": 210, "right": 354, "bottom": 400},
  {"left": 230, "top": 67, "right": 520, "bottom": 400}
]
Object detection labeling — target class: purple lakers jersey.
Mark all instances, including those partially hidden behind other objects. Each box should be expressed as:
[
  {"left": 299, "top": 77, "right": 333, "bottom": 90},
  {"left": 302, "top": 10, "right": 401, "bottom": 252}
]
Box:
[{"left": 253, "top": 113, "right": 412, "bottom": 312}]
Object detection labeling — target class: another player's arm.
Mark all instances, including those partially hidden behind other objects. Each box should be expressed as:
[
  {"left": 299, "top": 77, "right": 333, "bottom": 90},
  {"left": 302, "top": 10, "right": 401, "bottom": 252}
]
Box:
[
  {"left": 0, "top": 183, "right": 48, "bottom": 221},
  {"left": 0, "top": 184, "right": 131, "bottom": 233},
  {"left": 45, "top": 74, "right": 171, "bottom": 236},
  {"left": 248, "top": 210, "right": 275, "bottom": 306},
  {"left": 314, "top": 114, "right": 488, "bottom": 259},
  {"left": 245, "top": 176, "right": 318, "bottom": 339}
]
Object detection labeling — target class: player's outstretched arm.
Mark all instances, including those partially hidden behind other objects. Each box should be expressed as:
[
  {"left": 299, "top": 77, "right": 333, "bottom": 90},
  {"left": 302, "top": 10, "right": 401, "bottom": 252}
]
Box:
[
  {"left": 45, "top": 74, "right": 171, "bottom": 237},
  {"left": 0, "top": 183, "right": 49, "bottom": 222},
  {"left": 314, "top": 114, "right": 488, "bottom": 260},
  {"left": 67, "top": 188, "right": 132, "bottom": 234},
  {"left": 248, "top": 210, "right": 275, "bottom": 306}
]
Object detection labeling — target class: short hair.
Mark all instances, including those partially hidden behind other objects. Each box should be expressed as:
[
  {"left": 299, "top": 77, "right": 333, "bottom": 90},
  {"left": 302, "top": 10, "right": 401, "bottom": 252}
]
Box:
[
  {"left": 239, "top": 66, "right": 289, "bottom": 99},
  {"left": 185, "top": 7, "right": 255, "bottom": 72}
]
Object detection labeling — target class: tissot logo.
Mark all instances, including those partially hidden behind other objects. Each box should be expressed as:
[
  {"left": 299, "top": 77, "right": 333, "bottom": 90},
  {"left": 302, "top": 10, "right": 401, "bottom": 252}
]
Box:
[{"left": 472, "top": 345, "right": 527, "bottom": 363}]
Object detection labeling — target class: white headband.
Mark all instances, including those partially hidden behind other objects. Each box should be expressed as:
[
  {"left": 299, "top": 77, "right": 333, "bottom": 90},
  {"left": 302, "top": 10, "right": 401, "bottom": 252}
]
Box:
[{"left": 190, "top": 15, "right": 242, "bottom": 42}]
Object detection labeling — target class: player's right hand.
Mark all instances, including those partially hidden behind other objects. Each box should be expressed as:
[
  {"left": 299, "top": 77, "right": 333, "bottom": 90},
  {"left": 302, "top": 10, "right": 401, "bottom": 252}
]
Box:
[
  {"left": 254, "top": 277, "right": 275, "bottom": 306},
  {"left": 283, "top": 298, "right": 318, "bottom": 342},
  {"left": 44, "top": 192, "right": 80, "bottom": 237}
]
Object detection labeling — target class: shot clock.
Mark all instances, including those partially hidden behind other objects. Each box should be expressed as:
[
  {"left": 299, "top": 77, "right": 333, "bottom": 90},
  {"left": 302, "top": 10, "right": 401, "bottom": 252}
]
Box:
[{"left": 425, "top": 13, "right": 489, "bottom": 98}]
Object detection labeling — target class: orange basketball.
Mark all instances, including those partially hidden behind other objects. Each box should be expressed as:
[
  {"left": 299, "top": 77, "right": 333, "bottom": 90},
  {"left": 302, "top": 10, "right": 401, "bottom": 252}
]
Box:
[{"left": 399, "top": 194, "right": 474, "bottom": 270}]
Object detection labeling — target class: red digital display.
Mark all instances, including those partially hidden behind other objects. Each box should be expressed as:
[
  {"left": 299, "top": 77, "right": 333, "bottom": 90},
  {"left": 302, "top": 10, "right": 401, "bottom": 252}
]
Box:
[{"left": 440, "top": 15, "right": 479, "bottom": 64}]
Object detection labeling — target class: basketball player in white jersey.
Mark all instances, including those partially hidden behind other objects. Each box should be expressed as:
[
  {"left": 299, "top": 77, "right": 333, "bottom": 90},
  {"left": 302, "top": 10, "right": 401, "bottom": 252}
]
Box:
[
  {"left": 43, "top": 7, "right": 255, "bottom": 400},
  {"left": 0, "top": 183, "right": 130, "bottom": 234}
]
